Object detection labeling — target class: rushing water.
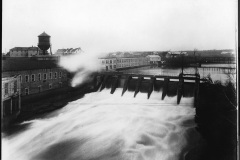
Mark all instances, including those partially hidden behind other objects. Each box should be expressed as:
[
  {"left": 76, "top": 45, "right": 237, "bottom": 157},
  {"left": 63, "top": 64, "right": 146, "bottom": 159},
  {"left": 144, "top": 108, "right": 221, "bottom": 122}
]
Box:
[{"left": 2, "top": 89, "right": 197, "bottom": 160}]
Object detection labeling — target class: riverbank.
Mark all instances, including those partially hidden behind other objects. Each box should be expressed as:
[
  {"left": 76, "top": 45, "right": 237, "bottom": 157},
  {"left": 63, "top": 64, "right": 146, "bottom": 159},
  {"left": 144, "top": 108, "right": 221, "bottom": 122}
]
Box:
[
  {"left": 194, "top": 81, "right": 237, "bottom": 160},
  {"left": 2, "top": 82, "right": 96, "bottom": 135},
  {"left": 115, "top": 64, "right": 150, "bottom": 71}
]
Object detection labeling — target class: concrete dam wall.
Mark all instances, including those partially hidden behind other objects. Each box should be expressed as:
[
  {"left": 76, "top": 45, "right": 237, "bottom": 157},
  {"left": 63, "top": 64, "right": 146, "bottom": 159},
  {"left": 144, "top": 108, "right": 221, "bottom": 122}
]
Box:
[{"left": 91, "top": 72, "right": 201, "bottom": 105}]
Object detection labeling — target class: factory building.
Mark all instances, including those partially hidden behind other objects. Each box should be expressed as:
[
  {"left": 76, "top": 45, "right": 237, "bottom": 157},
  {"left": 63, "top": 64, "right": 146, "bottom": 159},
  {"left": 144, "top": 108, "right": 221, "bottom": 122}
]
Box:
[
  {"left": 2, "top": 57, "right": 69, "bottom": 96},
  {"left": 146, "top": 55, "right": 161, "bottom": 64},
  {"left": 8, "top": 32, "right": 52, "bottom": 57},
  {"left": 9, "top": 47, "right": 42, "bottom": 57},
  {"left": 2, "top": 76, "right": 21, "bottom": 128},
  {"left": 99, "top": 56, "right": 149, "bottom": 71},
  {"left": 1, "top": 32, "right": 75, "bottom": 128},
  {"left": 3, "top": 32, "right": 69, "bottom": 97},
  {"left": 116, "top": 57, "right": 149, "bottom": 68},
  {"left": 99, "top": 57, "right": 117, "bottom": 71}
]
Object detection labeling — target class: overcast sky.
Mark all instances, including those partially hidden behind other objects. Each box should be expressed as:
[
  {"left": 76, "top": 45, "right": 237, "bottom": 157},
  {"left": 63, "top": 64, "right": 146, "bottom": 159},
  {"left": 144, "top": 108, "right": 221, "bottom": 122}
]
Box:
[{"left": 2, "top": 0, "right": 237, "bottom": 53}]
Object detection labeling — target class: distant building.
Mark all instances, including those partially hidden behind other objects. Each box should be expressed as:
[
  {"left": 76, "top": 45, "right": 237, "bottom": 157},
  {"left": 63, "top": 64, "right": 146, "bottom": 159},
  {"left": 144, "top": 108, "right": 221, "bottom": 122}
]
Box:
[
  {"left": 116, "top": 57, "right": 149, "bottom": 69},
  {"left": 166, "top": 51, "right": 188, "bottom": 58},
  {"left": 221, "top": 51, "right": 234, "bottom": 55},
  {"left": 99, "top": 57, "right": 117, "bottom": 71},
  {"left": 146, "top": 55, "right": 161, "bottom": 64},
  {"left": 9, "top": 46, "right": 43, "bottom": 57},
  {"left": 2, "top": 76, "right": 21, "bottom": 127},
  {"left": 99, "top": 55, "right": 149, "bottom": 71},
  {"left": 2, "top": 57, "right": 69, "bottom": 96},
  {"left": 55, "top": 47, "right": 82, "bottom": 56}
]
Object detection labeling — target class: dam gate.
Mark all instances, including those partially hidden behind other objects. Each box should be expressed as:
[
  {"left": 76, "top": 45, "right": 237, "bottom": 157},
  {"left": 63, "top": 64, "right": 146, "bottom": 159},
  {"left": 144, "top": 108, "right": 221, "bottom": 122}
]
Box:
[{"left": 91, "top": 72, "right": 207, "bottom": 107}]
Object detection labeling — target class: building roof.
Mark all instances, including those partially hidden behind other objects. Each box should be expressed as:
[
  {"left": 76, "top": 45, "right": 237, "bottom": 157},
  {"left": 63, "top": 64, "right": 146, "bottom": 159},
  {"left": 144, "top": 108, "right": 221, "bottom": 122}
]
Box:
[
  {"left": 10, "top": 47, "right": 29, "bottom": 51},
  {"left": 65, "top": 48, "right": 73, "bottom": 53},
  {"left": 71, "top": 48, "right": 81, "bottom": 52},
  {"left": 2, "top": 76, "right": 18, "bottom": 82},
  {"left": 28, "top": 47, "right": 40, "bottom": 51},
  {"left": 2, "top": 57, "right": 59, "bottom": 72},
  {"left": 38, "top": 32, "right": 50, "bottom": 37},
  {"left": 10, "top": 47, "right": 40, "bottom": 51},
  {"left": 55, "top": 48, "right": 82, "bottom": 55}
]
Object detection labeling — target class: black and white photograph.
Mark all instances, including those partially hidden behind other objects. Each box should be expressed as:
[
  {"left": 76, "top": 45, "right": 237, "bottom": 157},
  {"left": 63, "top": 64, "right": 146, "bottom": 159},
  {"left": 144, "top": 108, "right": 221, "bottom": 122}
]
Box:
[{"left": 2, "top": 0, "right": 238, "bottom": 160}]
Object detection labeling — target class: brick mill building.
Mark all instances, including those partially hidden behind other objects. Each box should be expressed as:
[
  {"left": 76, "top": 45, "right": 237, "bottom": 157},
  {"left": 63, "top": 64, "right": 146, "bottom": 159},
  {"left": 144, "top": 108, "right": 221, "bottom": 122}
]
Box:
[
  {"left": 98, "top": 55, "right": 149, "bottom": 71},
  {"left": 2, "top": 57, "right": 69, "bottom": 97}
]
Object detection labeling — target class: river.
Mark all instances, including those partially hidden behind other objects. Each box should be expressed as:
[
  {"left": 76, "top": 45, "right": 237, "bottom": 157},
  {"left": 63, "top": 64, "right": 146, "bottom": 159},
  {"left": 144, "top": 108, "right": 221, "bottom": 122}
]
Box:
[
  {"left": 2, "top": 64, "right": 236, "bottom": 160},
  {"left": 124, "top": 64, "right": 236, "bottom": 83},
  {"left": 2, "top": 88, "right": 199, "bottom": 160}
]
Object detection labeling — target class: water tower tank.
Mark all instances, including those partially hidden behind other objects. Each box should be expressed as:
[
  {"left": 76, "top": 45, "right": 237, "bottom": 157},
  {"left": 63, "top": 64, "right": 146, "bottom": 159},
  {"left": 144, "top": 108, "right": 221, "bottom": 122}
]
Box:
[{"left": 38, "top": 32, "right": 51, "bottom": 55}]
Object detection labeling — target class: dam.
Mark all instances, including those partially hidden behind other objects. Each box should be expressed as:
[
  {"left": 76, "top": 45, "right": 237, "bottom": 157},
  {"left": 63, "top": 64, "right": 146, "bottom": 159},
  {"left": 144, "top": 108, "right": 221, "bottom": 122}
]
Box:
[
  {"left": 2, "top": 65, "right": 237, "bottom": 160},
  {"left": 92, "top": 72, "right": 204, "bottom": 106}
]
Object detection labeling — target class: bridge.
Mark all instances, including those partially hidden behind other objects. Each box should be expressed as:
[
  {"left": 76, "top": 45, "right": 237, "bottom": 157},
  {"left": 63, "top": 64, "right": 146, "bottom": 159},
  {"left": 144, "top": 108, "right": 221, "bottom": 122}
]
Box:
[
  {"left": 200, "top": 57, "right": 235, "bottom": 64},
  {"left": 91, "top": 72, "right": 208, "bottom": 107},
  {"left": 199, "top": 66, "right": 235, "bottom": 70}
]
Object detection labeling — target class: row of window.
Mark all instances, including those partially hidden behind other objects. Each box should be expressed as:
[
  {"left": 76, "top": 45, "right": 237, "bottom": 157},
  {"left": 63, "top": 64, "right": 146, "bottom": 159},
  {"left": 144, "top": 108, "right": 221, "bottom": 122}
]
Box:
[
  {"left": 116, "top": 63, "right": 144, "bottom": 67},
  {"left": 106, "top": 65, "right": 116, "bottom": 70},
  {"left": 105, "top": 62, "right": 148, "bottom": 70},
  {"left": 102, "top": 59, "right": 148, "bottom": 64},
  {"left": 116, "top": 61, "right": 148, "bottom": 65},
  {"left": 102, "top": 60, "right": 116, "bottom": 64},
  {"left": 24, "top": 82, "right": 63, "bottom": 95},
  {"left": 19, "top": 72, "right": 63, "bottom": 83},
  {"left": 117, "top": 59, "right": 146, "bottom": 63}
]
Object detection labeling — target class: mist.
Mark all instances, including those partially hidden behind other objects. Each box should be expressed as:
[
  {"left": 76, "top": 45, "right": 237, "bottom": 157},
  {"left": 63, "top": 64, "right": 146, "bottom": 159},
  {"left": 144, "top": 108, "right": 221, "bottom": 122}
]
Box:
[{"left": 58, "top": 49, "right": 106, "bottom": 87}]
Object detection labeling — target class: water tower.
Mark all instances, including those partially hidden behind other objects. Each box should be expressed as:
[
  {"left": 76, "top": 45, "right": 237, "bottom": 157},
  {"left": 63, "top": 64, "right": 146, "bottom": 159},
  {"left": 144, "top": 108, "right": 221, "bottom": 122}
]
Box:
[{"left": 38, "top": 32, "right": 52, "bottom": 55}]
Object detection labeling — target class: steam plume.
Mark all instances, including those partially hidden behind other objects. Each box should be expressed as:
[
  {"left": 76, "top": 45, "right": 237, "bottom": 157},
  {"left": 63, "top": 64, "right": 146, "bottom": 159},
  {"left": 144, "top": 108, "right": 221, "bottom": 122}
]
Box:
[{"left": 58, "top": 49, "right": 107, "bottom": 87}]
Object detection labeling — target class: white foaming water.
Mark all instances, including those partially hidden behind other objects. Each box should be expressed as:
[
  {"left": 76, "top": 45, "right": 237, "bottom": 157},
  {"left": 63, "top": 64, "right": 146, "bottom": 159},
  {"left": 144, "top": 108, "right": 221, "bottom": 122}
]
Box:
[{"left": 2, "top": 89, "right": 196, "bottom": 160}]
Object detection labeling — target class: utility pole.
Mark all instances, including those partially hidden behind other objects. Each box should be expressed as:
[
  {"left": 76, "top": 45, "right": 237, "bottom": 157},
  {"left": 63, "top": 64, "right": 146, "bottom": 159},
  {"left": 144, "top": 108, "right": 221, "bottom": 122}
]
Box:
[
  {"left": 194, "top": 49, "right": 198, "bottom": 74},
  {"left": 181, "top": 52, "right": 184, "bottom": 74}
]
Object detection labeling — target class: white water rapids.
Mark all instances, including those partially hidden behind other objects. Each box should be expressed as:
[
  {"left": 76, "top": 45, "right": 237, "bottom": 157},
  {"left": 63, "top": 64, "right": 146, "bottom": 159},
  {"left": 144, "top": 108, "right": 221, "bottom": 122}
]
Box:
[{"left": 2, "top": 89, "right": 198, "bottom": 160}]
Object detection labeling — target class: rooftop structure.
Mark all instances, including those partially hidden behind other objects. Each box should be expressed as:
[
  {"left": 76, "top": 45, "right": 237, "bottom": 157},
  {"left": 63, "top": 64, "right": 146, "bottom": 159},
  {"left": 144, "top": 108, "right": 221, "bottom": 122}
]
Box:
[
  {"left": 2, "top": 57, "right": 59, "bottom": 72},
  {"left": 55, "top": 47, "right": 82, "bottom": 56},
  {"left": 38, "top": 32, "right": 51, "bottom": 55}
]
